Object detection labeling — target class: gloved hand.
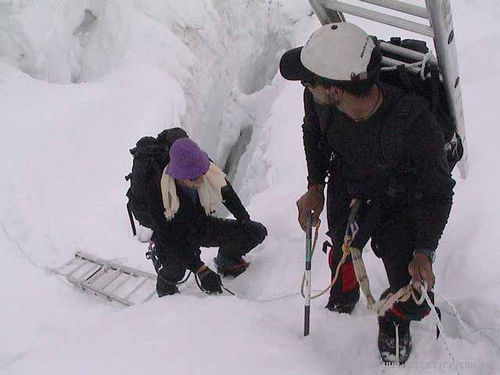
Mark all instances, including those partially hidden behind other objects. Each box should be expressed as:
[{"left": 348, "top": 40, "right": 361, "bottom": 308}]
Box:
[
  {"left": 196, "top": 265, "right": 223, "bottom": 294},
  {"left": 296, "top": 185, "right": 325, "bottom": 231}
]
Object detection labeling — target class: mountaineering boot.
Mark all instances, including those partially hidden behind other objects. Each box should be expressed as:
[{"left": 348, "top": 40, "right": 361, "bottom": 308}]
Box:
[
  {"left": 325, "top": 285, "right": 360, "bottom": 314},
  {"left": 156, "top": 278, "right": 179, "bottom": 297},
  {"left": 378, "top": 317, "right": 412, "bottom": 365},
  {"left": 214, "top": 255, "right": 249, "bottom": 277}
]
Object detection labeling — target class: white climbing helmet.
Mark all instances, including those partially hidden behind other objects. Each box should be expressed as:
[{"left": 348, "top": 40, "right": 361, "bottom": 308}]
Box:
[
  {"left": 303, "top": 22, "right": 376, "bottom": 81},
  {"left": 280, "top": 22, "right": 378, "bottom": 82}
]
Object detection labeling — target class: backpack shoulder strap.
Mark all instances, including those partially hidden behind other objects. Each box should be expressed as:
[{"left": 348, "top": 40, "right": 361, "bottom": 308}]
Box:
[{"left": 381, "top": 91, "right": 429, "bottom": 168}]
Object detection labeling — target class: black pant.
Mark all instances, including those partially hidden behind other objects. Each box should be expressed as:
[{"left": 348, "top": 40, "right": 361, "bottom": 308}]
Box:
[
  {"left": 153, "top": 217, "right": 267, "bottom": 284},
  {"left": 374, "top": 210, "right": 433, "bottom": 322}
]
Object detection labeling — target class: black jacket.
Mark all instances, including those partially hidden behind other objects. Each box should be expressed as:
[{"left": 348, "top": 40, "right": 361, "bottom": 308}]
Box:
[
  {"left": 302, "top": 83, "right": 455, "bottom": 252},
  {"left": 149, "top": 179, "right": 250, "bottom": 271}
]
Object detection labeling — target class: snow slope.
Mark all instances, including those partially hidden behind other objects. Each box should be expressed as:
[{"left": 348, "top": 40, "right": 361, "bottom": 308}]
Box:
[{"left": 1, "top": 1, "right": 499, "bottom": 374}]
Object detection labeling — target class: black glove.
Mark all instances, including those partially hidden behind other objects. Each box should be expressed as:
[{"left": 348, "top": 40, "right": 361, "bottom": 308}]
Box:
[{"left": 197, "top": 267, "right": 223, "bottom": 294}]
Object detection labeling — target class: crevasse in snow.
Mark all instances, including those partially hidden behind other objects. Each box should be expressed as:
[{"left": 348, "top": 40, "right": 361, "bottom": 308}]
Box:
[{"left": 1, "top": 1, "right": 499, "bottom": 374}]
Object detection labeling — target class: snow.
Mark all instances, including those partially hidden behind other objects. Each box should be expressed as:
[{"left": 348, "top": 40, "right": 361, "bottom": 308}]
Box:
[{"left": 1, "top": 0, "right": 499, "bottom": 374}]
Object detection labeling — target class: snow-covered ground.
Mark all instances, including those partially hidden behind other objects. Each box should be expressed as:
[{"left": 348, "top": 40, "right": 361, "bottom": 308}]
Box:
[{"left": 1, "top": 1, "right": 499, "bottom": 374}]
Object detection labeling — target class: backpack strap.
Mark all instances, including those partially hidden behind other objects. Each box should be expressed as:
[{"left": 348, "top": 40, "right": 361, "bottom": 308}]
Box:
[
  {"left": 381, "top": 92, "right": 430, "bottom": 170},
  {"left": 126, "top": 201, "right": 137, "bottom": 236}
]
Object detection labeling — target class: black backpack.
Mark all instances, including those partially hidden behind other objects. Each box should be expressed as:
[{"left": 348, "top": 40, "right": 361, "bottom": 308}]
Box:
[
  {"left": 125, "top": 127, "right": 188, "bottom": 236},
  {"left": 377, "top": 37, "right": 464, "bottom": 172}
]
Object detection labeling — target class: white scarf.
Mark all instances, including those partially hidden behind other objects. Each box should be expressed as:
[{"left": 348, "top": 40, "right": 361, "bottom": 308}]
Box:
[{"left": 160, "top": 162, "right": 227, "bottom": 220}]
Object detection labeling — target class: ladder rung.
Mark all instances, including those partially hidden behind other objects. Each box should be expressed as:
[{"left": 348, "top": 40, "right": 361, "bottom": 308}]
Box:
[
  {"left": 75, "top": 252, "right": 156, "bottom": 280},
  {"left": 86, "top": 267, "right": 108, "bottom": 284},
  {"left": 100, "top": 271, "right": 123, "bottom": 290},
  {"left": 142, "top": 290, "right": 158, "bottom": 303},
  {"left": 65, "top": 260, "right": 88, "bottom": 278},
  {"left": 322, "top": 0, "right": 434, "bottom": 37},
  {"left": 85, "top": 266, "right": 104, "bottom": 282},
  {"left": 360, "top": 0, "right": 428, "bottom": 19},
  {"left": 76, "top": 278, "right": 134, "bottom": 306},
  {"left": 379, "top": 41, "right": 438, "bottom": 66},
  {"left": 123, "top": 277, "right": 149, "bottom": 299},
  {"left": 108, "top": 274, "right": 134, "bottom": 294},
  {"left": 63, "top": 252, "right": 159, "bottom": 306},
  {"left": 79, "top": 264, "right": 102, "bottom": 280}
]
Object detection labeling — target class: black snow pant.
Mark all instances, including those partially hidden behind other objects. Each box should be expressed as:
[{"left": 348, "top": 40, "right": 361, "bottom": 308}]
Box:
[
  {"left": 373, "top": 209, "right": 433, "bottom": 323},
  {"left": 152, "top": 217, "right": 267, "bottom": 288}
]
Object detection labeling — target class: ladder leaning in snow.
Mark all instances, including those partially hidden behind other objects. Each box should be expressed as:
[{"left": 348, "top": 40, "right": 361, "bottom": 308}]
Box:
[
  {"left": 57, "top": 252, "right": 157, "bottom": 306},
  {"left": 308, "top": 0, "right": 468, "bottom": 178}
]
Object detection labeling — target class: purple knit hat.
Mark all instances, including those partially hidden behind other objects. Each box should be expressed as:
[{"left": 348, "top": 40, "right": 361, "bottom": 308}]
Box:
[{"left": 166, "top": 138, "right": 210, "bottom": 180}]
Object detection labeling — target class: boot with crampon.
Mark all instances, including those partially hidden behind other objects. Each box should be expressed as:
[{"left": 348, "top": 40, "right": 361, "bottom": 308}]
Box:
[
  {"left": 214, "top": 256, "right": 249, "bottom": 277},
  {"left": 378, "top": 316, "right": 412, "bottom": 365}
]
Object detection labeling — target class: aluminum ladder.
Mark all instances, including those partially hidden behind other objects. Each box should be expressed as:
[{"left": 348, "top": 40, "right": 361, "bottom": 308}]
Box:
[
  {"left": 57, "top": 252, "right": 157, "bottom": 306},
  {"left": 308, "top": 0, "right": 468, "bottom": 178}
]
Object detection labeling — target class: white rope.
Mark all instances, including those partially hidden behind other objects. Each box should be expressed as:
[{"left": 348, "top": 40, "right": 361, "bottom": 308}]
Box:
[
  {"left": 395, "top": 323, "right": 400, "bottom": 365},
  {"left": 437, "top": 293, "right": 500, "bottom": 352},
  {"left": 380, "top": 49, "right": 435, "bottom": 80},
  {"left": 421, "top": 284, "right": 459, "bottom": 372},
  {"left": 300, "top": 223, "right": 341, "bottom": 300},
  {"left": 420, "top": 50, "right": 435, "bottom": 80},
  {"left": 381, "top": 60, "right": 422, "bottom": 72},
  {"left": 351, "top": 247, "right": 377, "bottom": 308}
]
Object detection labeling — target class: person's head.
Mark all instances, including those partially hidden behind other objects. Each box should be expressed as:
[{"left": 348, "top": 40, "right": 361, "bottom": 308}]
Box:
[
  {"left": 279, "top": 22, "right": 382, "bottom": 106},
  {"left": 166, "top": 138, "right": 210, "bottom": 188}
]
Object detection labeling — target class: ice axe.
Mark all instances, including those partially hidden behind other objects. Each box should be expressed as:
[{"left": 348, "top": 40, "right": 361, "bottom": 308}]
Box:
[{"left": 303, "top": 212, "right": 313, "bottom": 336}]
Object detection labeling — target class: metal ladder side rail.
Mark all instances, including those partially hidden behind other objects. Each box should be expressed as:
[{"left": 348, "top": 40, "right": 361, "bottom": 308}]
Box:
[{"left": 426, "top": 0, "right": 468, "bottom": 178}]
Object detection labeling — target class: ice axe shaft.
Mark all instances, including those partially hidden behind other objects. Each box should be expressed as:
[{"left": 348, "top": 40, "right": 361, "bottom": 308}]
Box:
[{"left": 304, "top": 212, "right": 313, "bottom": 336}]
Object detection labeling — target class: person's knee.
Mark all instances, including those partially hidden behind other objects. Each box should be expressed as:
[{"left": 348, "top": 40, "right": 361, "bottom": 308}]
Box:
[{"left": 243, "top": 220, "right": 267, "bottom": 248}]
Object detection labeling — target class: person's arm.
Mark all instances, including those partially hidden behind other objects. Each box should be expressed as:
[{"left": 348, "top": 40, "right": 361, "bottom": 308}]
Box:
[
  {"left": 302, "top": 89, "right": 330, "bottom": 188},
  {"left": 407, "top": 110, "right": 455, "bottom": 253},
  {"left": 221, "top": 180, "right": 250, "bottom": 222},
  {"left": 297, "top": 89, "right": 331, "bottom": 230},
  {"left": 406, "top": 111, "right": 456, "bottom": 289}
]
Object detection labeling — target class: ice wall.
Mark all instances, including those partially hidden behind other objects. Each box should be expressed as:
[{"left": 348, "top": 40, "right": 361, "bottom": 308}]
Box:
[{"left": 0, "top": 1, "right": 314, "bottom": 267}]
